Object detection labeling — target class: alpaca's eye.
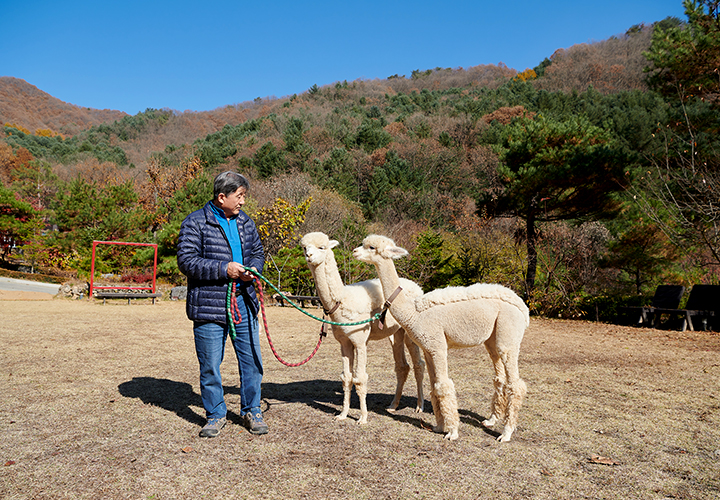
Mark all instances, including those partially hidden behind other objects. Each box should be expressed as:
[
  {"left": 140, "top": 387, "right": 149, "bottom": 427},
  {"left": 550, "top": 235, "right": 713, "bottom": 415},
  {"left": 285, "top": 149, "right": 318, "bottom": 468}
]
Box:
[
  {"left": 319, "top": 246, "right": 325, "bottom": 250},
  {"left": 369, "top": 246, "right": 375, "bottom": 250}
]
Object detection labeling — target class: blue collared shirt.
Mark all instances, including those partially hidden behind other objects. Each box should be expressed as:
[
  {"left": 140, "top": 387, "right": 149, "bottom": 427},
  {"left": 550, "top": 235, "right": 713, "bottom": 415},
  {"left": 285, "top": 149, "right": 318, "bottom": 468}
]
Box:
[{"left": 209, "top": 202, "right": 243, "bottom": 265}]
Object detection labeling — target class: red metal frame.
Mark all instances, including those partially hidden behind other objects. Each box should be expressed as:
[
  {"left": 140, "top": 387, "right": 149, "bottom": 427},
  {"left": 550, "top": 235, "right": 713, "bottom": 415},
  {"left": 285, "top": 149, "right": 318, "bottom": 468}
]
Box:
[{"left": 89, "top": 240, "right": 158, "bottom": 298}]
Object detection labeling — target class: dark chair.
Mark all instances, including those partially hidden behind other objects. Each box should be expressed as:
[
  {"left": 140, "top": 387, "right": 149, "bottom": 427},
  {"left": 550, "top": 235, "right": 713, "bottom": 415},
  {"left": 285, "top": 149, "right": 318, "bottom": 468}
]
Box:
[
  {"left": 651, "top": 284, "right": 720, "bottom": 331},
  {"left": 621, "top": 285, "right": 685, "bottom": 328}
]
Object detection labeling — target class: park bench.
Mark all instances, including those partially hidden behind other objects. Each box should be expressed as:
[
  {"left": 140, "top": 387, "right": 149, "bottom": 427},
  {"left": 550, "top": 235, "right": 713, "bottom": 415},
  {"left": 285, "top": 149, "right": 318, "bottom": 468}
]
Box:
[
  {"left": 621, "top": 284, "right": 685, "bottom": 328},
  {"left": 95, "top": 291, "right": 162, "bottom": 305},
  {"left": 272, "top": 293, "right": 321, "bottom": 308},
  {"left": 650, "top": 284, "right": 720, "bottom": 332}
]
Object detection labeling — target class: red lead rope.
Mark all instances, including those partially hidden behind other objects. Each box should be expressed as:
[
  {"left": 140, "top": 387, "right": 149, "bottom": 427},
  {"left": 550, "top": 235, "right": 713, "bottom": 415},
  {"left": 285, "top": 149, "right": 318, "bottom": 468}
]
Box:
[{"left": 230, "top": 279, "right": 324, "bottom": 367}]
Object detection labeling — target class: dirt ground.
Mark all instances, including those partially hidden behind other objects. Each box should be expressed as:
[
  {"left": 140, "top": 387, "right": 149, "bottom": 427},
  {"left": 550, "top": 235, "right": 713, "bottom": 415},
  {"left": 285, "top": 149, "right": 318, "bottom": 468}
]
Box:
[{"left": 1, "top": 295, "right": 719, "bottom": 500}]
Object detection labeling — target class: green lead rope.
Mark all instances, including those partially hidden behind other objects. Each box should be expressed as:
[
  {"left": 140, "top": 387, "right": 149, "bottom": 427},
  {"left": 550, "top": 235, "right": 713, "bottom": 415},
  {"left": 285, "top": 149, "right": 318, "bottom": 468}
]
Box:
[{"left": 226, "top": 266, "right": 383, "bottom": 340}]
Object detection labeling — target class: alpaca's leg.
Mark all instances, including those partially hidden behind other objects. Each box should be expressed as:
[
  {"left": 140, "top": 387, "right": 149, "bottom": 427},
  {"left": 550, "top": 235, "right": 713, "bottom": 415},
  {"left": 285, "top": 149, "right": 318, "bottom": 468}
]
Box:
[
  {"left": 423, "top": 352, "right": 442, "bottom": 431},
  {"left": 335, "top": 336, "right": 354, "bottom": 421},
  {"left": 497, "top": 347, "right": 526, "bottom": 442},
  {"left": 434, "top": 375, "right": 459, "bottom": 441},
  {"left": 483, "top": 335, "right": 508, "bottom": 428},
  {"left": 387, "top": 331, "right": 410, "bottom": 412},
  {"left": 353, "top": 343, "right": 369, "bottom": 424},
  {"left": 427, "top": 350, "right": 459, "bottom": 440},
  {"left": 404, "top": 333, "right": 425, "bottom": 413}
]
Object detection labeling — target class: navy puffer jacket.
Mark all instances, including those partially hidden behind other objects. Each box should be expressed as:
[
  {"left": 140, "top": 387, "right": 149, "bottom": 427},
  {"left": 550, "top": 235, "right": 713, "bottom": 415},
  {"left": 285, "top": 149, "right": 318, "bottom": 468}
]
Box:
[{"left": 177, "top": 202, "right": 265, "bottom": 324}]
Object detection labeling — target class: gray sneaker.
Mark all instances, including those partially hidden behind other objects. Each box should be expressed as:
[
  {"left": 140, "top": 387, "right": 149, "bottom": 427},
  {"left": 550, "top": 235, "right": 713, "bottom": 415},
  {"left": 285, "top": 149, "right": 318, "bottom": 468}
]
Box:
[
  {"left": 199, "top": 417, "right": 226, "bottom": 438},
  {"left": 243, "top": 411, "right": 268, "bottom": 435}
]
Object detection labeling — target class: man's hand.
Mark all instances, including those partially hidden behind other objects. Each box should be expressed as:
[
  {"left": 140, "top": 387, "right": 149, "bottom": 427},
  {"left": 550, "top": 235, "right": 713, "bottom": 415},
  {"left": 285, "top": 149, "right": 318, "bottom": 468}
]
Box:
[{"left": 227, "top": 262, "right": 256, "bottom": 281}]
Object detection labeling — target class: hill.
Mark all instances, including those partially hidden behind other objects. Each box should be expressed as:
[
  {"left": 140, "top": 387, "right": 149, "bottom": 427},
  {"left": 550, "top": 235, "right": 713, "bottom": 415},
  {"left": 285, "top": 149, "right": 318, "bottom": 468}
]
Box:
[
  {"left": 1, "top": 22, "right": 655, "bottom": 144},
  {"left": 0, "top": 77, "right": 128, "bottom": 136}
]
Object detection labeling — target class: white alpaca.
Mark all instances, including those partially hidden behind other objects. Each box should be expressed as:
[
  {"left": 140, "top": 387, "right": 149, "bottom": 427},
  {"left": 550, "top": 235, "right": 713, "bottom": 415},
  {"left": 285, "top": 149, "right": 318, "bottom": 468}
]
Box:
[
  {"left": 353, "top": 235, "right": 529, "bottom": 441},
  {"left": 300, "top": 232, "right": 425, "bottom": 424}
]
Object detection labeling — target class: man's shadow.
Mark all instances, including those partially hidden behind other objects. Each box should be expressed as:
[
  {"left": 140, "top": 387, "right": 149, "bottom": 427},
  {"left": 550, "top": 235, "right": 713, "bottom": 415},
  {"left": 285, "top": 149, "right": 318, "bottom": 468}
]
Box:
[{"left": 118, "top": 377, "right": 206, "bottom": 426}]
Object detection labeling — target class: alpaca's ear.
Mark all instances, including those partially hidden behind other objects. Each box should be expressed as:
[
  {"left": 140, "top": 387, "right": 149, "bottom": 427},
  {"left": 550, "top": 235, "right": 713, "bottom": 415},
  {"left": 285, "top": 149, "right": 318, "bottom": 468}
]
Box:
[
  {"left": 386, "top": 245, "right": 409, "bottom": 260},
  {"left": 329, "top": 239, "right": 340, "bottom": 249}
]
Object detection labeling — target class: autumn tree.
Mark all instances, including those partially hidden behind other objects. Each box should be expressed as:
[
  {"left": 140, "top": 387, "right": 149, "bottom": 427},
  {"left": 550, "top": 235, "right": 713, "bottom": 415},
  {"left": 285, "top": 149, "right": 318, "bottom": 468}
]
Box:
[
  {"left": 0, "top": 144, "right": 33, "bottom": 186},
  {"left": 253, "top": 197, "right": 312, "bottom": 256},
  {"left": 141, "top": 152, "right": 205, "bottom": 229}
]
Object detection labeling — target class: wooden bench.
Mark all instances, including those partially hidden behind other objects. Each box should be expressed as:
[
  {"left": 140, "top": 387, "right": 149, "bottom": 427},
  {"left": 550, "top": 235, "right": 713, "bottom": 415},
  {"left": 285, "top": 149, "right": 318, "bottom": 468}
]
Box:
[
  {"left": 95, "top": 291, "right": 162, "bottom": 305},
  {"left": 649, "top": 284, "right": 720, "bottom": 332},
  {"left": 273, "top": 293, "right": 321, "bottom": 308},
  {"left": 620, "top": 285, "right": 685, "bottom": 328}
]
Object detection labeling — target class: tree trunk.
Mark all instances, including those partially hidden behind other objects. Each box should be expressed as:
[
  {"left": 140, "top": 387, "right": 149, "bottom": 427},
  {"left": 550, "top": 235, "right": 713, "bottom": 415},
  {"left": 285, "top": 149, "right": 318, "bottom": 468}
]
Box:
[{"left": 524, "top": 210, "right": 538, "bottom": 300}]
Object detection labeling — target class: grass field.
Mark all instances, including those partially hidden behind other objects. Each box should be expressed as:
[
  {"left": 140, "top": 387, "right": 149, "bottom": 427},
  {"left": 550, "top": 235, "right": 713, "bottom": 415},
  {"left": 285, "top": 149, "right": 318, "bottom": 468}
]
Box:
[{"left": 1, "top": 298, "right": 719, "bottom": 499}]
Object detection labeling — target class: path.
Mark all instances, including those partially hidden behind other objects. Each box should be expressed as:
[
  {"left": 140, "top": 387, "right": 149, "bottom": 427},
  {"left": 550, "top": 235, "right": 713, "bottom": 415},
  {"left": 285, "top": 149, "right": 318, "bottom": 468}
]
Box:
[{"left": 0, "top": 277, "right": 61, "bottom": 300}]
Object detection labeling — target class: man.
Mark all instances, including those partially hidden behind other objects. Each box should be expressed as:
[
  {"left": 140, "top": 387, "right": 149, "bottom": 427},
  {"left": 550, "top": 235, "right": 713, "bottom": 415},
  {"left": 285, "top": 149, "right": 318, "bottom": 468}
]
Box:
[{"left": 177, "top": 171, "right": 267, "bottom": 437}]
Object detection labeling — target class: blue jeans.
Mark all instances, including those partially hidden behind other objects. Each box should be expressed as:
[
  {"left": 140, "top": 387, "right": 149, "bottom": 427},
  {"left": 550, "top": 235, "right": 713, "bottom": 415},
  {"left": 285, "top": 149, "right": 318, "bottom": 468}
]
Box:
[{"left": 193, "top": 300, "right": 263, "bottom": 420}]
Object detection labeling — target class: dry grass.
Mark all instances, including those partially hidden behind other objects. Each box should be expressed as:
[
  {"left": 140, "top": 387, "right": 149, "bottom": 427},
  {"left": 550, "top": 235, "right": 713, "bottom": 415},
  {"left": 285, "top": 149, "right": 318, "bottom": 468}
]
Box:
[{"left": 1, "top": 298, "right": 719, "bottom": 499}]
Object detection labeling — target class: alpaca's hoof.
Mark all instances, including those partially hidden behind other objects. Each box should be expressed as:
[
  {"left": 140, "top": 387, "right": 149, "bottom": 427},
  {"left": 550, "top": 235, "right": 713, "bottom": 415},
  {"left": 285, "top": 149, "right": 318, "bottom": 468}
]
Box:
[
  {"left": 413, "top": 405, "right": 424, "bottom": 414},
  {"left": 386, "top": 407, "right": 397, "bottom": 413},
  {"left": 356, "top": 418, "right": 368, "bottom": 425},
  {"left": 482, "top": 415, "right": 498, "bottom": 428},
  {"left": 335, "top": 413, "right": 348, "bottom": 421},
  {"left": 497, "top": 427, "right": 515, "bottom": 442},
  {"left": 444, "top": 429, "right": 459, "bottom": 441}
]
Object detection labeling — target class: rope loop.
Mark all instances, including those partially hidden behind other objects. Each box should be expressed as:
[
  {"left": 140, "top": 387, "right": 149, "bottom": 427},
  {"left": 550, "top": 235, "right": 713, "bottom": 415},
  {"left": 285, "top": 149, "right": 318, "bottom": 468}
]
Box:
[{"left": 226, "top": 277, "right": 324, "bottom": 366}]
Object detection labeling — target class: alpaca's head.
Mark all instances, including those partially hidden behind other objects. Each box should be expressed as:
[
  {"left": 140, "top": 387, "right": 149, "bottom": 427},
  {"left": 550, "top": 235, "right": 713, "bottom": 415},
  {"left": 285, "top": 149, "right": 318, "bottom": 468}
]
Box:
[
  {"left": 353, "top": 234, "right": 409, "bottom": 265},
  {"left": 300, "top": 232, "right": 339, "bottom": 267}
]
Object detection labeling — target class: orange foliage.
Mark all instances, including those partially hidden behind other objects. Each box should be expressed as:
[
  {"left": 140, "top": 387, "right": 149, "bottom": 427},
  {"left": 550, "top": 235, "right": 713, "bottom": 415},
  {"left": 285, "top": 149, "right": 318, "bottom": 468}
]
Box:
[
  {"left": 140, "top": 155, "right": 204, "bottom": 227},
  {"left": 482, "top": 106, "right": 534, "bottom": 125},
  {"left": 4, "top": 123, "right": 30, "bottom": 135},
  {"left": 513, "top": 68, "right": 537, "bottom": 82},
  {"left": 35, "top": 128, "right": 61, "bottom": 138},
  {"left": 384, "top": 121, "right": 407, "bottom": 137},
  {"left": 0, "top": 144, "right": 34, "bottom": 185},
  {"left": 369, "top": 147, "right": 389, "bottom": 166}
]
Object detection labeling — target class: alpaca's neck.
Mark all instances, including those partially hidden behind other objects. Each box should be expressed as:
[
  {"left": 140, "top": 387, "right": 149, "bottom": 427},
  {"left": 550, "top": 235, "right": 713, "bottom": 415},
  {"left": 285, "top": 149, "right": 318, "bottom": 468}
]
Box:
[
  {"left": 374, "top": 259, "right": 417, "bottom": 325},
  {"left": 310, "top": 255, "right": 345, "bottom": 311}
]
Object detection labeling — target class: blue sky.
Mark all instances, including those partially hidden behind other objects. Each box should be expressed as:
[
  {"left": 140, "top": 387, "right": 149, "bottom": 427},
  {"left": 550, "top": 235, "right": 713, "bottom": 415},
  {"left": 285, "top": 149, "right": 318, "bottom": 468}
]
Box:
[{"left": 1, "top": 0, "right": 687, "bottom": 115}]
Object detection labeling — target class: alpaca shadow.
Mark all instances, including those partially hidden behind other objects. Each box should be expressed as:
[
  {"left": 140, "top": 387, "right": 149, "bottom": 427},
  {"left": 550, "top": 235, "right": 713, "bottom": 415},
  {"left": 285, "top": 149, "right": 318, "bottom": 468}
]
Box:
[
  {"left": 375, "top": 403, "right": 499, "bottom": 438},
  {"left": 259, "top": 379, "right": 497, "bottom": 437},
  {"left": 252, "top": 379, "right": 344, "bottom": 418},
  {"left": 118, "top": 377, "right": 207, "bottom": 426},
  {"left": 459, "top": 408, "right": 501, "bottom": 439},
  {"left": 257, "top": 378, "right": 416, "bottom": 419}
]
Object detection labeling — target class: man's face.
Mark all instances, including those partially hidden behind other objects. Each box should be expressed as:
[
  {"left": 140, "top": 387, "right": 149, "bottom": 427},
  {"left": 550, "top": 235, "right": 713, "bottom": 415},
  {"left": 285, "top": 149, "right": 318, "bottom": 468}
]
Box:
[{"left": 217, "top": 187, "right": 246, "bottom": 218}]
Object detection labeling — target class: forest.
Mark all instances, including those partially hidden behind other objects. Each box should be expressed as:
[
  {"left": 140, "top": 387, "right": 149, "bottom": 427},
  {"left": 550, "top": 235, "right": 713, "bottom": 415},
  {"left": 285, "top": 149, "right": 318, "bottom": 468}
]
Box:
[{"left": 1, "top": 0, "right": 718, "bottom": 321}]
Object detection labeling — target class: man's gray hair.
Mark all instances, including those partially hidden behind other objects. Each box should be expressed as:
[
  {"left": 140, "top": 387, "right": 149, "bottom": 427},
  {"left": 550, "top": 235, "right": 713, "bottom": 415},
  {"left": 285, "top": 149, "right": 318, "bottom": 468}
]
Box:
[{"left": 213, "top": 171, "right": 249, "bottom": 200}]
